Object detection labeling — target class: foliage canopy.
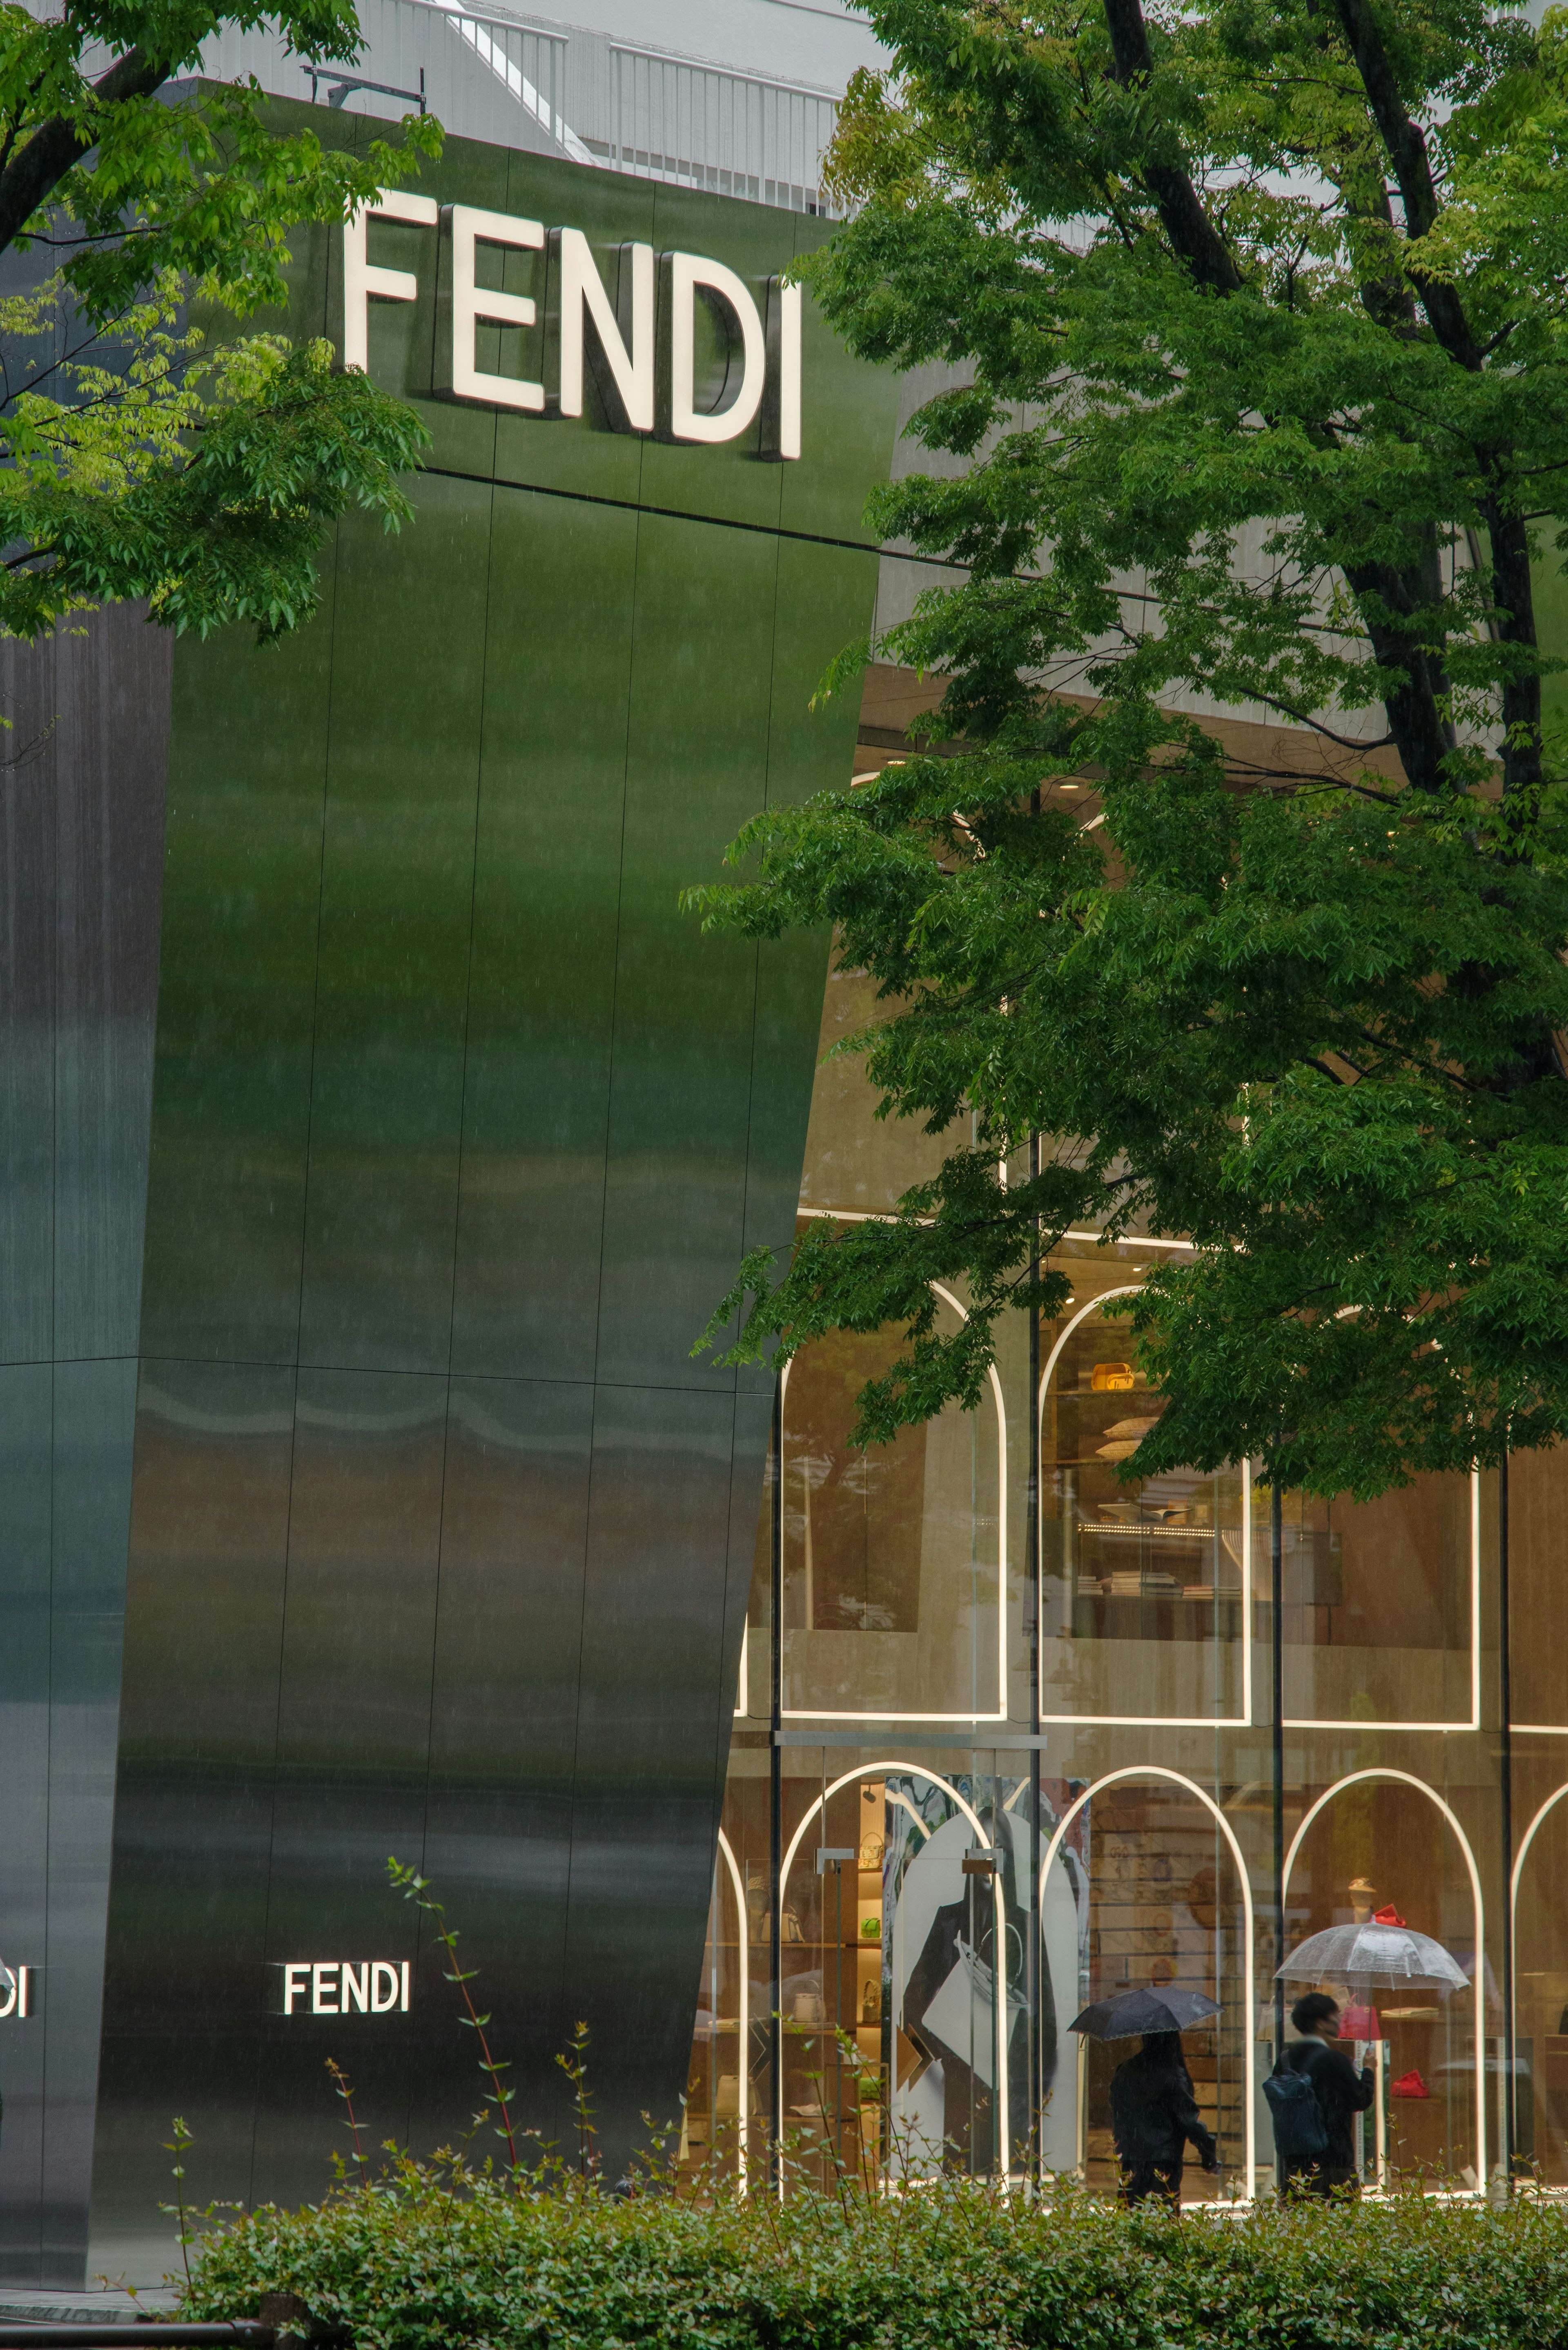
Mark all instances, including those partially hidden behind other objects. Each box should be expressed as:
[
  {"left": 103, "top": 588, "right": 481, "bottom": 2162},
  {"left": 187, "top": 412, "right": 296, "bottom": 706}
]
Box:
[
  {"left": 693, "top": 0, "right": 1568, "bottom": 1498},
  {"left": 0, "top": 0, "right": 439, "bottom": 640}
]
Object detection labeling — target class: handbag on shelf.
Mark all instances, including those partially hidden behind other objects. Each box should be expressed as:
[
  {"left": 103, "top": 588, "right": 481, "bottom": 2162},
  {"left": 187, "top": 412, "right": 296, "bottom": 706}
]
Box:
[{"left": 1390, "top": 2069, "right": 1430, "bottom": 2100}]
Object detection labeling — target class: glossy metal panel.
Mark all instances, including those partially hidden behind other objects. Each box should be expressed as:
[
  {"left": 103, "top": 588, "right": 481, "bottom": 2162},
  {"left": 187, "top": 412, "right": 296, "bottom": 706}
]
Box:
[
  {"left": 420, "top": 1375, "right": 594, "bottom": 2154},
  {"left": 89, "top": 1360, "right": 295, "bottom": 2264},
  {"left": 0, "top": 607, "right": 169, "bottom": 1366},
  {"left": 251, "top": 1367, "right": 445, "bottom": 2206},
  {"left": 0, "top": 602, "right": 169, "bottom": 2281},
  {"left": 49, "top": 612, "right": 171, "bottom": 1362},
  {"left": 42, "top": 1360, "right": 138, "bottom": 2278},
  {"left": 0, "top": 1367, "right": 53, "bottom": 2272},
  {"left": 297, "top": 481, "right": 491, "bottom": 1374},
  {"left": 450, "top": 488, "right": 637, "bottom": 1384},
  {"left": 561, "top": 1385, "right": 741, "bottom": 2170},
  {"left": 139, "top": 579, "right": 336, "bottom": 1367}
]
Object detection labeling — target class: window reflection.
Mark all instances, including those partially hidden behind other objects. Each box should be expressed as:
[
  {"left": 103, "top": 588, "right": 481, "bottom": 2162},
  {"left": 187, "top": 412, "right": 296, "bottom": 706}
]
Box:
[
  {"left": 781, "top": 1294, "right": 1002, "bottom": 1719},
  {"left": 1040, "top": 1293, "right": 1245, "bottom": 1723},
  {"left": 1270, "top": 1481, "right": 1475, "bottom": 1726}
]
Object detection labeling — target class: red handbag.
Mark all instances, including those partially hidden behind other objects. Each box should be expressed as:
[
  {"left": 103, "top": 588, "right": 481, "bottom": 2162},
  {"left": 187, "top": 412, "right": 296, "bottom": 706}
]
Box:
[
  {"left": 1390, "top": 2069, "right": 1430, "bottom": 2099},
  {"left": 1373, "top": 1903, "right": 1408, "bottom": 1927},
  {"left": 1340, "top": 2003, "right": 1380, "bottom": 2039}
]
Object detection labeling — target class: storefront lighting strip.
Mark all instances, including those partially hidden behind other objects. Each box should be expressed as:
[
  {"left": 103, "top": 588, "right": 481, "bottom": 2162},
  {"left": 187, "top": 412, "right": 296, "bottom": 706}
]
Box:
[
  {"left": 1282, "top": 1769, "right": 1486, "bottom": 2195},
  {"left": 1038, "top": 1765, "right": 1257, "bottom": 2199},
  {"left": 714, "top": 1827, "right": 748, "bottom": 2192}
]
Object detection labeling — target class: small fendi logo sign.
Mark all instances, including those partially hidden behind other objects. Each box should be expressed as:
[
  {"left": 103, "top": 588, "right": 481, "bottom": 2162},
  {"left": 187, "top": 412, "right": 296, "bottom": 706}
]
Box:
[
  {"left": 280, "top": 1960, "right": 411, "bottom": 2015},
  {"left": 343, "top": 191, "right": 802, "bottom": 455}
]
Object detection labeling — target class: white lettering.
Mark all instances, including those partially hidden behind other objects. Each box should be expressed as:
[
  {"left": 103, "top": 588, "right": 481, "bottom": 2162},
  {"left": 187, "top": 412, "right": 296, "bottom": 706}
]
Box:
[
  {"left": 311, "top": 1961, "right": 339, "bottom": 2015},
  {"left": 283, "top": 1962, "right": 311, "bottom": 2016},
  {"left": 342, "top": 1962, "right": 369, "bottom": 2013},
  {"left": 438, "top": 205, "right": 545, "bottom": 410},
  {"left": 667, "top": 252, "right": 766, "bottom": 446},
  {"left": 765, "top": 279, "right": 802, "bottom": 462},
  {"left": 371, "top": 1961, "right": 400, "bottom": 2013},
  {"left": 552, "top": 230, "right": 653, "bottom": 434},
  {"left": 0, "top": 1969, "right": 16, "bottom": 2021},
  {"left": 341, "top": 189, "right": 439, "bottom": 372},
  {"left": 400, "top": 1960, "right": 411, "bottom": 2013},
  {"left": 19, "top": 1966, "right": 29, "bottom": 2020}
]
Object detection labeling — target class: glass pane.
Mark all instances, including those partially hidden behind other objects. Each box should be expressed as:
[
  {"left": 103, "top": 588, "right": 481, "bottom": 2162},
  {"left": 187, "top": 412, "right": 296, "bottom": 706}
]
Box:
[
  {"left": 1269, "top": 1477, "right": 1474, "bottom": 1726},
  {"left": 1283, "top": 1780, "right": 1483, "bottom": 2189},
  {"left": 1040, "top": 1290, "right": 1244, "bottom": 1722},
  {"left": 781, "top": 1299, "right": 1002, "bottom": 1718}
]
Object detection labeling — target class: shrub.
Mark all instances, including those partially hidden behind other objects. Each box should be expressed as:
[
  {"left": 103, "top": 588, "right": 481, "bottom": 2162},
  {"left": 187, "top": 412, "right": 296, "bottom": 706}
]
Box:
[{"left": 179, "top": 2160, "right": 1568, "bottom": 2350}]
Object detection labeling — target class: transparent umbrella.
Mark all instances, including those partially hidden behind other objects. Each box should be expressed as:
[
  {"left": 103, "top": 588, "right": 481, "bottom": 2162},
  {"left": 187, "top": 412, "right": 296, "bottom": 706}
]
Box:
[{"left": 1274, "top": 1922, "right": 1469, "bottom": 1995}]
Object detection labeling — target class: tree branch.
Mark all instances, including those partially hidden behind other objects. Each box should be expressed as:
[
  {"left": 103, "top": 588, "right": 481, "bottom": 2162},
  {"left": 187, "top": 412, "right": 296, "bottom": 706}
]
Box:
[
  {"left": 1100, "top": 0, "right": 1244, "bottom": 294},
  {"left": 1332, "top": 0, "right": 1481, "bottom": 371},
  {"left": 0, "top": 44, "right": 170, "bottom": 261}
]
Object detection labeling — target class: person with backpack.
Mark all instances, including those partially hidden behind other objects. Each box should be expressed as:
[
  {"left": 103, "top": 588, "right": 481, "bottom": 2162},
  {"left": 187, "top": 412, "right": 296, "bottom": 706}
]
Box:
[
  {"left": 1265, "top": 1991, "right": 1374, "bottom": 2200},
  {"left": 1108, "top": 2030, "right": 1220, "bottom": 2207}
]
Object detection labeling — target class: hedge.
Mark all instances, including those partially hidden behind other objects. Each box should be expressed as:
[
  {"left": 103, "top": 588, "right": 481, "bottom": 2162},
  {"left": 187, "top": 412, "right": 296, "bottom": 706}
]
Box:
[{"left": 178, "top": 2156, "right": 1568, "bottom": 2350}]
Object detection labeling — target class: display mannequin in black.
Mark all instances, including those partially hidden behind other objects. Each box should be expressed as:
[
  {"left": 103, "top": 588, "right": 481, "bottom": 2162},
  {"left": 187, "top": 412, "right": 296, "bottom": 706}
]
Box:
[
  {"left": 1278, "top": 1991, "right": 1374, "bottom": 2200},
  {"left": 1108, "top": 2031, "right": 1219, "bottom": 2206}
]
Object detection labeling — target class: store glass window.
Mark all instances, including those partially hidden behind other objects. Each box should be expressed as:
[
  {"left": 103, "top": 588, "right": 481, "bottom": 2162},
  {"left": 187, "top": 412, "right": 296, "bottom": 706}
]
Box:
[
  {"left": 1058, "top": 1776, "right": 1251, "bottom": 2203},
  {"left": 1270, "top": 1479, "right": 1476, "bottom": 1728},
  {"left": 1040, "top": 1286, "right": 1245, "bottom": 1723},
  {"left": 781, "top": 1298, "right": 1003, "bottom": 1720},
  {"left": 1283, "top": 1777, "right": 1484, "bottom": 2189}
]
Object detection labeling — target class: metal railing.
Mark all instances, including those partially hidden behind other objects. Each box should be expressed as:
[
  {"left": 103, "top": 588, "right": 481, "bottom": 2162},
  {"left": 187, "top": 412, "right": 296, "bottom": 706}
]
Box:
[
  {"left": 592, "top": 43, "right": 841, "bottom": 216},
  {"left": 197, "top": 0, "right": 578, "bottom": 157}
]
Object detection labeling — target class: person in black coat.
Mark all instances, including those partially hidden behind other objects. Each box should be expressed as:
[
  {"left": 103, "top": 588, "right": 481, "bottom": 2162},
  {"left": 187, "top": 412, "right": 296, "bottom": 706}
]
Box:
[
  {"left": 1277, "top": 1991, "right": 1374, "bottom": 2200},
  {"left": 1109, "top": 2031, "right": 1218, "bottom": 2206}
]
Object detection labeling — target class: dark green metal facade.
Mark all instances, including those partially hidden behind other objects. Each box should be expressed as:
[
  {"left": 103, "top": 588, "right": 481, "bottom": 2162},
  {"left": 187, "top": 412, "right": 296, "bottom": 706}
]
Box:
[{"left": 0, "top": 114, "right": 896, "bottom": 2279}]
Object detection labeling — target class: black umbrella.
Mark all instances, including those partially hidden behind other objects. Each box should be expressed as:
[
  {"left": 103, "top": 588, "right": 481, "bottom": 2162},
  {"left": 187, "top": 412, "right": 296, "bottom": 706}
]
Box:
[{"left": 1069, "top": 1987, "right": 1221, "bottom": 2040}]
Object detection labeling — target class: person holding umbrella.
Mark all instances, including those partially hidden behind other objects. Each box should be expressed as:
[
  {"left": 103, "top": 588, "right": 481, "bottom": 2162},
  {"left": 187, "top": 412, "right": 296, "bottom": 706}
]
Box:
[
  {"left": 1271, "top": 1905, "right": 1466, "bottom": 2198},
  {"left": 1071, "top": 1984, "right": 1221, "bottom": 2208},
  {"left": 1272, "top": 1993, "right": 1374, "bottom": 2200}
]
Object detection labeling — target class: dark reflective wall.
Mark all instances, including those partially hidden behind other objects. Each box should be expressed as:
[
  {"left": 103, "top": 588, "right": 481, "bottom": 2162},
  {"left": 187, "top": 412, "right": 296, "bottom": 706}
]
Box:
[
  {"left": 85, "top": 121, "right": 897, "bottom": 2278},
  {"left": 0, "top": 606, "right": 171, "bottom": 2279}
]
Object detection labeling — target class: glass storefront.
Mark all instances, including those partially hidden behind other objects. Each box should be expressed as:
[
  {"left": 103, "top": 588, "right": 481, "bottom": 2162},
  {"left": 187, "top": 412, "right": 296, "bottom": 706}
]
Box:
[{"left": 679, "top": 667, "right": 1568, "bottom": 2201}]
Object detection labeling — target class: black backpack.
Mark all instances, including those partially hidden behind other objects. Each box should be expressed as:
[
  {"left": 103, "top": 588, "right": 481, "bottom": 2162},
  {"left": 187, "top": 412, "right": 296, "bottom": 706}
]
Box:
[{"left": 1263, "top": 2047, "right": 1329, "bottom": 2165}]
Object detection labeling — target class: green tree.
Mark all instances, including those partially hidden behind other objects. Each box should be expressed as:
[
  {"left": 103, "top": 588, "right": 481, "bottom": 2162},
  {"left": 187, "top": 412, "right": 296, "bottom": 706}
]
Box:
[
  {"left": 690, "top": 0, "right": 1568, "bottom": 1500},
  {"left": 0, "top": 0, "right": 439, "bottom": 640}
]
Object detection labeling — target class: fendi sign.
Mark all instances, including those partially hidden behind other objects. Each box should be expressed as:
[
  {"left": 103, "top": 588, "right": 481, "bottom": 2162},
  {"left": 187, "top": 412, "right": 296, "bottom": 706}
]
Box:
[
  {"left": 280, "top": 1959, "right": 411, "bottom": 2015},
  {"left": 344, "top": 191, "right": 803, "bottom": 456}
]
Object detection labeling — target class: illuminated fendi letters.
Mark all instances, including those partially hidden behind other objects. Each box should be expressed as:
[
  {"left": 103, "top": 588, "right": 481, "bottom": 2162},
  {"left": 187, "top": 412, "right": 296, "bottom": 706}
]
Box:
[
  {"left": 342, "top": 190, "right": 802, "bottom": 457},
  {"left": 281, "top": 1960, "right": 411, "bottom": 2015},
  {"left": 0, "top": 1967, "right": 32, "bottom": 2020}
]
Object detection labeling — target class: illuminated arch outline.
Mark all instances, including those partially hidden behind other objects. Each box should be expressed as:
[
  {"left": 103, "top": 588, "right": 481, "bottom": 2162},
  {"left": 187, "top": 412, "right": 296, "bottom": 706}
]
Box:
[
  {"left": 1508, "top": 1781, "right": 1568, "bottom": 2113},
  {"left": 780, "top": 1282, "right": 1009, "bottom": 1723},
  {"left": 714, "top": 1826, "right": 748, "bottom": 2190},
  {"left": 1282, "top": 1768, "right": 1487, "bottom": 2194},
  {"left": 779, "top": 1761, "right": 1010, "bottom": 2185},
  {"left": 1037, "top": 1287, "right": 1254, "bottom": 1728},
  {"left": 1037, "top": 1764, "right": 1258, "bottom": 2197}
]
